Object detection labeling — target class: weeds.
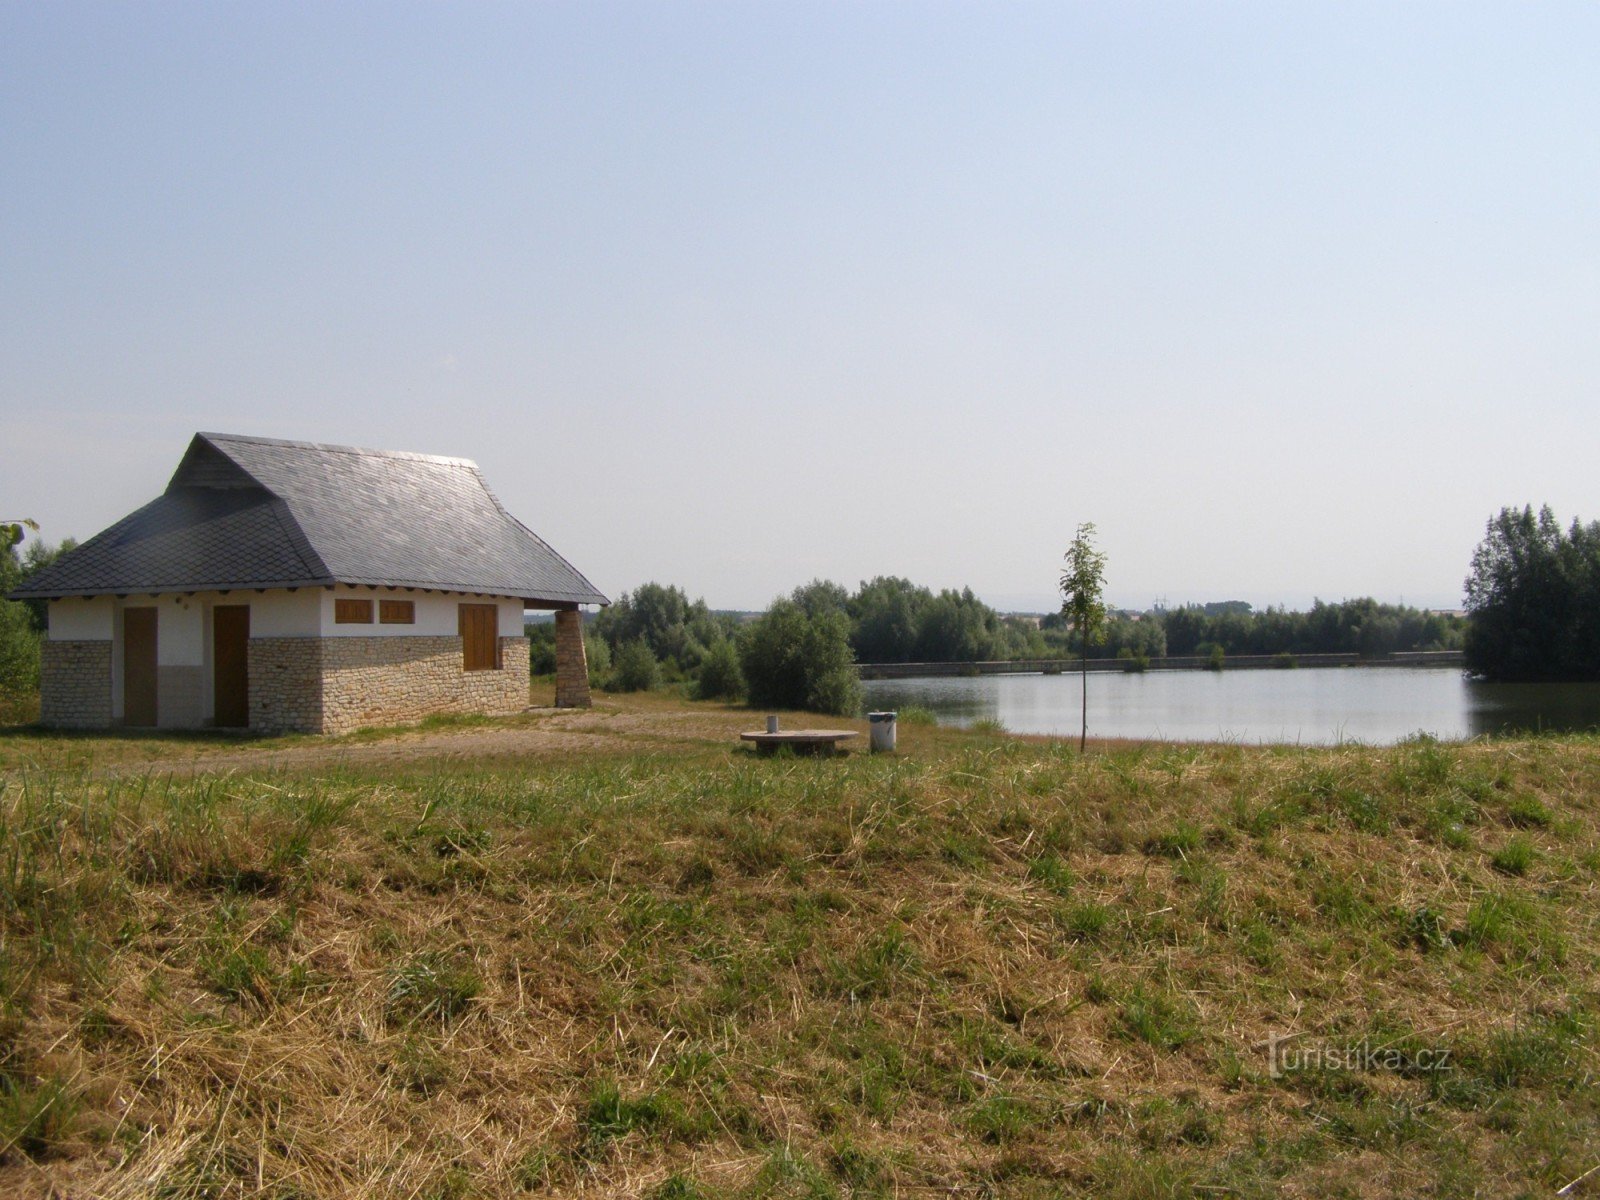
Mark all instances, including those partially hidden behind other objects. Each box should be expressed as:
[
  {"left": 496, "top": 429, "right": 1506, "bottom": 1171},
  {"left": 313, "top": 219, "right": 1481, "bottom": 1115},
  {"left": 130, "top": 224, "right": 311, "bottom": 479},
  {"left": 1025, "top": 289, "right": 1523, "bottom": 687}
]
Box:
[
  {"left": 0, "top": 1074, "right": 77, "bottom": 1162},
  {"left": 1491, "top": 835, "right": 1537, "bottom": 876},
  {"left": 387, "top": 952, "right": 482, "bottom": 1025},
  {"left": 1117, "top": 983, "right": 1198, "bottom": 1050}
]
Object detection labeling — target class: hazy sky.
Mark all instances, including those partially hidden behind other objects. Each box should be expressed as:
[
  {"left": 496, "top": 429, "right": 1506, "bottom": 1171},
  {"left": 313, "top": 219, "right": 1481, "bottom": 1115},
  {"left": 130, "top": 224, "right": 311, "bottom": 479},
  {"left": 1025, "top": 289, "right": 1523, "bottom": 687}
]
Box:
[{"left": 4, "top": 3, "right": 1596, "bottom": 612}]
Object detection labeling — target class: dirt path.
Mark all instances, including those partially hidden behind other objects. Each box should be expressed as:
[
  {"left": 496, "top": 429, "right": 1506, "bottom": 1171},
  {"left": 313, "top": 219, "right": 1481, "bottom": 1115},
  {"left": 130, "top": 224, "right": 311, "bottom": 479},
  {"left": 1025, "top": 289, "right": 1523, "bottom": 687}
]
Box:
[{"left": 92, "top": 703, "right": 769, "bottom": 776}]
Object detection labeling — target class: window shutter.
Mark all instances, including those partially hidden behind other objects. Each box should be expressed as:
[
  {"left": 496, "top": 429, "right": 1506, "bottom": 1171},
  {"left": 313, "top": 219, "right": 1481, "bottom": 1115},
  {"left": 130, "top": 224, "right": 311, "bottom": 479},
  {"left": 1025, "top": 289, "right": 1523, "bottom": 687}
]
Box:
[{"left": 459, "top": 604, "right": 500, "bottom": 671}]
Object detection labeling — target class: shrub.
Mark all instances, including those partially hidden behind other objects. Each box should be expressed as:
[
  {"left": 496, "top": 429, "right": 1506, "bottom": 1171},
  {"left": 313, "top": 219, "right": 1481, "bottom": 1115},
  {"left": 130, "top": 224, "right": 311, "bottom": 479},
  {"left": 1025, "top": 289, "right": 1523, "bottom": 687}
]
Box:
[
  {"left": 0, "top": 529, "right": 69, "bottom": 702},
  {"left": 609, "top": 639, "right": 661, "bottom": 693},
  {"left": 740, "top": 598, "right": 862, "bottom": 716},
  {"left": 584, "top": 633, "right": 612, "bottom": 689},
  {"left": 525, "top": 622, "right": 558, "bottom": 675},
  {"left": 591, "top": 582, "right": 737, "bottom": 678},
  {"left": 0, "top": 600, "right": 40, "bottom": 700},
  {"left": 694, "top": 638, "right": 745, "bottom": 701}
]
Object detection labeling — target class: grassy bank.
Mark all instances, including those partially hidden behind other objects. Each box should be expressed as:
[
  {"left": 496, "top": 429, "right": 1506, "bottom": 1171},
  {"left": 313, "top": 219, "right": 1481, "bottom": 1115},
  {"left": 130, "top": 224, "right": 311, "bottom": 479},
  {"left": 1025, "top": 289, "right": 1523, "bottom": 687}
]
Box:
[{"left": 0, "top": 706, "right": 1597, "bottom": 1197}]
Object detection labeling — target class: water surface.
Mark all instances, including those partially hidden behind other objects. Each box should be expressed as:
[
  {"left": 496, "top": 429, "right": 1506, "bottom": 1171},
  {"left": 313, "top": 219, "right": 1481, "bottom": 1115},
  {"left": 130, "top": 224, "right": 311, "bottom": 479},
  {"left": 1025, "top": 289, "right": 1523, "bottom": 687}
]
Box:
[{"left": 861, "top": 668, "right": 1600, "bottom": 745}]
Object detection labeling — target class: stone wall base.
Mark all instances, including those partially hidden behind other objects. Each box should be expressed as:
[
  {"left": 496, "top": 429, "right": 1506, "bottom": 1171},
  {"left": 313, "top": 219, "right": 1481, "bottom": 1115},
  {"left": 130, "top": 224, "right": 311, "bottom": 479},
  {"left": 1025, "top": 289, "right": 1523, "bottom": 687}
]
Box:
[
  {"left": 250, "top": 635, "right": 530, "bottom": 735},
  {"left": 39, "top": 640, "right": 113, "bottom": 729},
  {"left": 249, "top": 638, "right": 324, "bottom": 734}
]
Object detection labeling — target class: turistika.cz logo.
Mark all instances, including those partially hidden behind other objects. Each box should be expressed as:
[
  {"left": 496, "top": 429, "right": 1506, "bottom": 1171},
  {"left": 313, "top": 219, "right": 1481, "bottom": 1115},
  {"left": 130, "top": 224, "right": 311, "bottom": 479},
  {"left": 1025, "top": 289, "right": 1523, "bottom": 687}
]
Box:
[{"left": 1265, "top": 1033, "right": 1451, "bottom": 1080}]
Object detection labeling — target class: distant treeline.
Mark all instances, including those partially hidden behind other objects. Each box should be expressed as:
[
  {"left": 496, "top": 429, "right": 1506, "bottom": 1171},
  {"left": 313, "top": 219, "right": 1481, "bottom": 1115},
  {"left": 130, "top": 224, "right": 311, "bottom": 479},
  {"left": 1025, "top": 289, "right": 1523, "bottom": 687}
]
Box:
[
  {"left": 529, "top": 579, "right": 1464, "bottom": 709},
  {"left": 833, "top": 577, "right": 1461, "bottom": 663},
  {"left": 1148, "top": 598, "right": 1464, "bottom": 660}
]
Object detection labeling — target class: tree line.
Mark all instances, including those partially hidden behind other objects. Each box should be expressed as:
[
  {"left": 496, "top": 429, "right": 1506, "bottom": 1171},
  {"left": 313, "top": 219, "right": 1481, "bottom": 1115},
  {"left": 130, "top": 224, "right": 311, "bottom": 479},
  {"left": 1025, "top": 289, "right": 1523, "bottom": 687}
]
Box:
[
  {"left": 526, "top": 580, "right": 861, "bottom": 715},
  {"left": 530, "top": 576, "right": 1468, "bottom": 718}
]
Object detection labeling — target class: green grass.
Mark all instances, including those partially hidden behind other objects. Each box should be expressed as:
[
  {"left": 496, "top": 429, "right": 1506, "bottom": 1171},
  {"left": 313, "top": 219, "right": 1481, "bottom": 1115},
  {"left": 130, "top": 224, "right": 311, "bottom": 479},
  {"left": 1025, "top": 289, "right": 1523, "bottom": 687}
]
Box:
[
  {"left": 1490, "top": 834, "right": 1537, "bottom": 876},
  {"left": 387, "top": 953, "right": 483, "bottom": 1025},
  {"left": 0, "top": 704, "right": 1596, "bottom": 1197}
]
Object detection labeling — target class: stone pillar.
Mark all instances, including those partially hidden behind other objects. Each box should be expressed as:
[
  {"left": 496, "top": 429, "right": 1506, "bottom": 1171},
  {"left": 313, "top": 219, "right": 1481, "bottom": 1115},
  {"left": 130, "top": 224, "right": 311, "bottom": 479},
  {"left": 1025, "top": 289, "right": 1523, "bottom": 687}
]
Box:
[{"left": 553, "top": 608, "right": 591, "bottom": 708}]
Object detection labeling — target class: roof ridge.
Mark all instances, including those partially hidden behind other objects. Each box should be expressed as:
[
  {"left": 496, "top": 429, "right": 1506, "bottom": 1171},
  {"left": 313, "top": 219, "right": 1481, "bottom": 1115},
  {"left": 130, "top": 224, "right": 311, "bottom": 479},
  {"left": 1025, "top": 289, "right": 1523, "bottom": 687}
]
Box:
[{"left": 199, "top": 432, "right": 478, "bottom": 470}]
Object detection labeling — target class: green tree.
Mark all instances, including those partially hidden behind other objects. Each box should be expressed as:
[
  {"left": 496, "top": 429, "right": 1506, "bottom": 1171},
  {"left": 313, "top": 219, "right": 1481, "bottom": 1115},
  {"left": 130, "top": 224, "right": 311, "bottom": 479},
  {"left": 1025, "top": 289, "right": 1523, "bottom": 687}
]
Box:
[
  {"left": 914, "top": 588, "right": 1000, "bottom": 662},
  {"left": 609, "top": 639, "right": 662, "bottom": 692},
  {"left": 740, "top": 593, "right": 861, "bottom": 716},
  {"left": 0, "top": 521, "right": 42, "bottom": 699},
  {"left": 524, "top": 620, "right": 558, "bottom": 675},
  {"left": 694, "top": 638, "right": 745, "bottom": 701},
  {"left": 584, "top": 632, "right": 612, "bottom": 690},
  {"left": 790, "top": 579, "right": 851, "bottom": 619},
  {"left": 1464, "top": 505, "right": 1600, "bottom": 681},
  {"left": 591, "top": 582, "right": 738, "bottom": 680},
  {"left": 848, "top": 576, "right": 927, "bottom": 662},
  {"left": 1059, "top": 522, "right": 1108, "bottom": 751}
]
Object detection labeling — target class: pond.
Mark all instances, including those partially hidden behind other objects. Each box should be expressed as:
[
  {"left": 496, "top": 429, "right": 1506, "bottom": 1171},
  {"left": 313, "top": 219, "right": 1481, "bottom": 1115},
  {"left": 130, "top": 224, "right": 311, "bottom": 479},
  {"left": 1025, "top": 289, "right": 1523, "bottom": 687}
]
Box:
[{"left": 860, "top": 667, "right": 1600, "bottom": 745}]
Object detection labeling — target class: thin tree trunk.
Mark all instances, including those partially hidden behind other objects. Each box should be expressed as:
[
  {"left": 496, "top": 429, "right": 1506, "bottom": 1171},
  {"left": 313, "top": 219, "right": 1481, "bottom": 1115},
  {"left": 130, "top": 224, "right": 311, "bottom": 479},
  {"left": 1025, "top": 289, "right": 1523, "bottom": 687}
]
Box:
[{"left": 1080, "top": 643, "right": 1088, "bottom": 752}]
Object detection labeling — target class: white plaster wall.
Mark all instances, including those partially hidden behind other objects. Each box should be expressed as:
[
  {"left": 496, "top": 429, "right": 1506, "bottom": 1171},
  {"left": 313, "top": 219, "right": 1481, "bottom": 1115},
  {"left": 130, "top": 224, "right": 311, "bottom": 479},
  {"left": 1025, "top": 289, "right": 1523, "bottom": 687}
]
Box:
[
  {"left": 158, "top": 597, "right": 205, "bottom": 666},
  {"left": 247, "top": 589, "right": 321, "bottom": 637},
  {"left": 319, "top": 587, "right": 523, "bottom": 637},
  {"left": 47, "top": 597, "right": 114, "bottom": 640}
]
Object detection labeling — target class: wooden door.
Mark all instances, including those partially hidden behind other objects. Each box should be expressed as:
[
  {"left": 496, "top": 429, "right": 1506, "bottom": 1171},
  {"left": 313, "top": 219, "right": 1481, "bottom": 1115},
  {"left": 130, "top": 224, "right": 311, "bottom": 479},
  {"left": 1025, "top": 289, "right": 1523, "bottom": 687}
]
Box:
[
  {"left": 123, "top": 608, "right": 158, "bottom": 727},
  {"left": 213, "top": 605, "right": 250, "bottom": 728}
]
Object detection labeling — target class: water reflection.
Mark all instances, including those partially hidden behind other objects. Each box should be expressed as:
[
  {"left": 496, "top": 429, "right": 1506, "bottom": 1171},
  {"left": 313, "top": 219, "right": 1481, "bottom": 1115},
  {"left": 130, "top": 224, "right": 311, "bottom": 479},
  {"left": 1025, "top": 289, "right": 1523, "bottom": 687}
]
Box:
[
  {"left": 861, "top": 669, "right": 1600, "bottom": 745},
  {"left": 1463, "top": 679, "right": 1600, "bottom": 739}
]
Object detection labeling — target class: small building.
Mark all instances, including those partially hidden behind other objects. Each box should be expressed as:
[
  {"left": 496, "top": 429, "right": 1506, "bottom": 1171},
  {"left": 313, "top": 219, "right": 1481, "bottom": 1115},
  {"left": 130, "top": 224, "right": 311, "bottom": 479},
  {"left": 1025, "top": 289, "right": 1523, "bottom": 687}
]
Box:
[{"left": 11, "top": 433, "right": 607, "bottom": 734}]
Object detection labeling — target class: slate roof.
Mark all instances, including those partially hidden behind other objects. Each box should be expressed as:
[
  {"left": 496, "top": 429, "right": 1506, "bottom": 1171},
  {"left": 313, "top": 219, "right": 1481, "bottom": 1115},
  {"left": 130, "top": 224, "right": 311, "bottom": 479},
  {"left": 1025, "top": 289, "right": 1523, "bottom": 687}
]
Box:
[{"left": 11, "top": 433, "right": 608, "bottom": 606}]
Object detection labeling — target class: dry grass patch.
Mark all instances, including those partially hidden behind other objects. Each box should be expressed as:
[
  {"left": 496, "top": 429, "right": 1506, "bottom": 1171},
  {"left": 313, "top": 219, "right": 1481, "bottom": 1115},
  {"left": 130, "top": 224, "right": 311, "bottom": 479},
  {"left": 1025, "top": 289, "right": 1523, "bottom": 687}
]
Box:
[{"left": 0, "top": 727, "right": 1595, "bottom": 1196}]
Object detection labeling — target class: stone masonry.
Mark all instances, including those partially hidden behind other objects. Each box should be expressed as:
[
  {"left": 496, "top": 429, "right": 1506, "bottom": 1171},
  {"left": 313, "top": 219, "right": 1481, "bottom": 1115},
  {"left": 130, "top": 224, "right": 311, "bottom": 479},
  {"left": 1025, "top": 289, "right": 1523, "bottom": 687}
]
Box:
[
  {"left": 553, "top": 608, "right": 591, "bottom": 708},
  {"left": 248, "top": 638, "right": 324, "bottom": 734},
  {"left": 39, "top": 640, "right": 113, "bottom": 729},
  {"left": 249, "top": 635, "right": 530, "bottom": 735}
]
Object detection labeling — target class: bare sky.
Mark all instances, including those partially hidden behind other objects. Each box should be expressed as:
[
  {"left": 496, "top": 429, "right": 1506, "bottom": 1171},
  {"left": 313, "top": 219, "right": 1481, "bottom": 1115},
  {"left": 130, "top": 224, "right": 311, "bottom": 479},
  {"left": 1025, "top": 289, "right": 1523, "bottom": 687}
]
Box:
[{"left": 4, "top": 3, "right": 1596, "bottom": 612}]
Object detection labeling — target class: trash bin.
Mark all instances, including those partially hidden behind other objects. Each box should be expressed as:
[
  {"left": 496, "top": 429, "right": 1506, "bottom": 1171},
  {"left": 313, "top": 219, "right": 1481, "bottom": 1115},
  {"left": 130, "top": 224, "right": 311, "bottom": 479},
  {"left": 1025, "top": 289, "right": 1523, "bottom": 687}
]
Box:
[{"left": 868, "top": 711, "right": 897, "bottom": 753}]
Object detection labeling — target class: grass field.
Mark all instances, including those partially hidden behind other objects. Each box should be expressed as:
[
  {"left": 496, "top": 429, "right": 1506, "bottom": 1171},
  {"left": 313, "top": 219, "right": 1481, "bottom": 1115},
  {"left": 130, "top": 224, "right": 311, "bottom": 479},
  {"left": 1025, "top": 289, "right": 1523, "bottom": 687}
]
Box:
[{"left": 0, "top": 694, "right": 1597, "bottom": 1198}]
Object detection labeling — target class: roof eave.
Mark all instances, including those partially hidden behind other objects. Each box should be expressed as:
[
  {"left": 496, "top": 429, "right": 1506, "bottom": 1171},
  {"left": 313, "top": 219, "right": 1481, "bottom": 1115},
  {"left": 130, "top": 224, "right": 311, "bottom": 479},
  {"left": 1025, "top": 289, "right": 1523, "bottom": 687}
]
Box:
[
  {"left": 10, "top": 580, "right": 609, "bottom": 605},
  {"left": 8, "top": 577, "right": 339, "bottom": 601}
]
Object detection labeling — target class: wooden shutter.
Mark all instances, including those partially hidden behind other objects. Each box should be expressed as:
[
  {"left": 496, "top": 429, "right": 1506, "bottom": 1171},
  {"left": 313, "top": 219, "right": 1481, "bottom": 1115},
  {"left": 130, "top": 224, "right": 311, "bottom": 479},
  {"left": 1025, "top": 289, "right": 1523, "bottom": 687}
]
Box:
[
  {"left": 459, "top": 604, "right": 500, "bottom": 671},
  {"left": 335, "top": 598, "right": 373, "bottom": 624},
  {"left": 379, "top": 599, "right": 415, "bottom": 624}
]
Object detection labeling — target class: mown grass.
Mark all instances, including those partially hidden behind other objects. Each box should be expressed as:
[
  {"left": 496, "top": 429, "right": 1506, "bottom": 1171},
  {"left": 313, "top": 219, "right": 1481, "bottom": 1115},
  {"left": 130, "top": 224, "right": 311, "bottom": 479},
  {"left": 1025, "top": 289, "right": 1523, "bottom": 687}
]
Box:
[{"left": 0, "top": 712, "right": 1596, "bottom": 1197}]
